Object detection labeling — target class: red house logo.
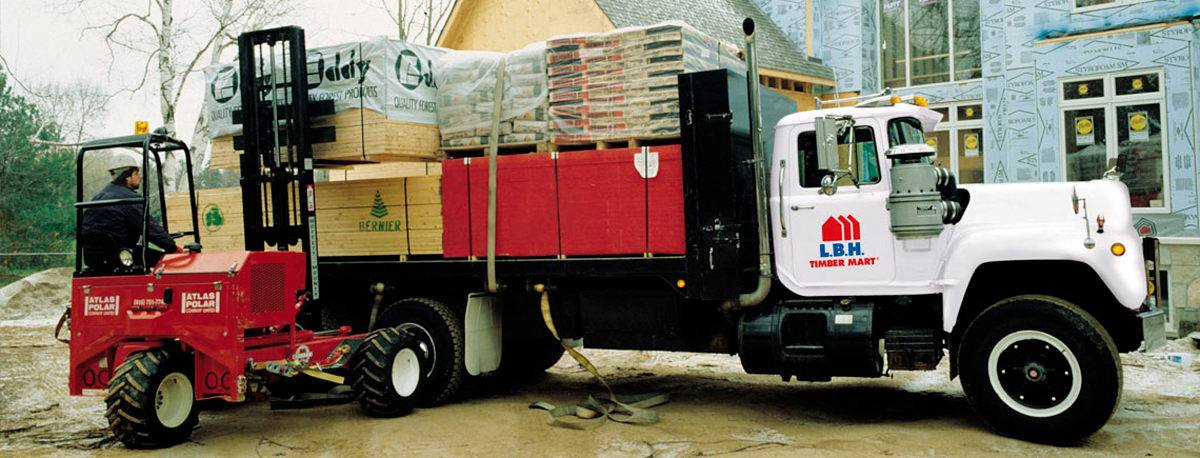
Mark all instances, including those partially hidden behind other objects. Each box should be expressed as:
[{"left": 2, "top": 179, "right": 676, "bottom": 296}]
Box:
[{"left": 822, "top": 215, "right": 861, "bottom": 242}]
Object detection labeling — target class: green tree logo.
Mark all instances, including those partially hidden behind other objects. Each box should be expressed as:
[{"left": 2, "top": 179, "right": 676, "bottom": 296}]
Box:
[
  {"left": 203, "top": 204, "right": 224, "bottom": 232},
  {"left": 370, "top": 191, "right": 389, "bottom": 219}
]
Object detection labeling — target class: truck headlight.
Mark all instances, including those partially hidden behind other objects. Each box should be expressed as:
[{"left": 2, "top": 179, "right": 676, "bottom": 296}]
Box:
[{"left": 119, "top": 249, "right": 134, "bottom": 266}]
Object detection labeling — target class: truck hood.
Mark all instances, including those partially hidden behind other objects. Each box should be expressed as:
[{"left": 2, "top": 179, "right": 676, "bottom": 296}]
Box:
[{"left": 956, "top": 180, "right": 1135, "bottom": 234}]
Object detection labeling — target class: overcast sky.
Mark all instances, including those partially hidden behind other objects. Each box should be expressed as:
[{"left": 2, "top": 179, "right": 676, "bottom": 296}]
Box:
[{"left": 0, "top": 0, "right": 412, "bottom": 142}]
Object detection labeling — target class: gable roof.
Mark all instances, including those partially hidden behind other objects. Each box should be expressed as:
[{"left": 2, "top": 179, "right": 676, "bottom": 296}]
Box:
[{"left": 594, "top": 0, "right": 834, "bottom": 82}]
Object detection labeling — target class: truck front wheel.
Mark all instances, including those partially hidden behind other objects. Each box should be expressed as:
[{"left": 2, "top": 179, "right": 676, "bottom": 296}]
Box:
[
  {"left": 104, "top": 348, "right": 199, "bottom": 449},
  {"left": 959, "top": 295, "right": 1122, "bottom": 444}
]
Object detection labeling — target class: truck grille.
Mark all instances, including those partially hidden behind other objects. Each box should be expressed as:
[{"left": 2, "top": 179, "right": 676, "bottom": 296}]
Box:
[{"left": 249, "top": 263, "right": 287, "bottom": 314}]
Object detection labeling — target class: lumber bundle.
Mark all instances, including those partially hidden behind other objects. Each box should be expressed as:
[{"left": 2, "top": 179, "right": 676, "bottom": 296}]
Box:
[
  {"left": 203, "top": 37, "right": 447, "bottom": 170},
  {"left": 209, "top": 109, "right": 441, "bottom": 170},
  {"left": 546, "top": 22, "right": 745, "bottom": 143},
  {"left": 167, "top": 176, "right": 443, "bottom": 257}
]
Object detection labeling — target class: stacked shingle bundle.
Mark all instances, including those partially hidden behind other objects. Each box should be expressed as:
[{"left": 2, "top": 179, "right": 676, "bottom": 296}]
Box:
[
  {"left": 437, "top": 43, "right": 549, "bottom": 148},
  {"left": 546, "top": 21, "right": 745, "bottom": 143}
]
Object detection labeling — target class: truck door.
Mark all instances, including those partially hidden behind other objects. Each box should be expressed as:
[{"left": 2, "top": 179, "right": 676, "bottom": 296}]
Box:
[{"left": 777, "top": 121, "right": 896, "bottom": 288}]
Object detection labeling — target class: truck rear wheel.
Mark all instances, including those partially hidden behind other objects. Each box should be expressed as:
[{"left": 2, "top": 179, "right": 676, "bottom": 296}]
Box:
[
  {"left": 104, "top": 348, "right": 199, "bottom": 449},
  {"left": 959, "top": 295, "right": 1121, "bottom": 444},
  {"left": 496, "top": 337, "right": 564, "bottom": 379},
  {"left": 376, "top": 297, "right": 465, "bottom": 407},
  {"left": 350, "top": 326, "right": 426, "bottom": 417}
]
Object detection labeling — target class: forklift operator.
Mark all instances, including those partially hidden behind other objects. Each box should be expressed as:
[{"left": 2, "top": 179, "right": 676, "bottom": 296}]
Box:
[{"left": 81, "top": 152, "right": 180, "bottom": 267}]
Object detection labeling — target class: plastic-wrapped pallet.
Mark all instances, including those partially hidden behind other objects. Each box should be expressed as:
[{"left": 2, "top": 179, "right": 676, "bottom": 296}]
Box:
[
  {"left": 437, "top": 42, "right": 549, "bottom": 148},
  {"left": 546, "top": 21, "right": 745, "bottom": 143}
]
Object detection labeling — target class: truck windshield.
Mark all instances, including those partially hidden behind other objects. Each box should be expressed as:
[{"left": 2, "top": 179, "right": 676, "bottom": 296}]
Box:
[{"left": 887, "top": 117, "right": 926, "bottom": 147}]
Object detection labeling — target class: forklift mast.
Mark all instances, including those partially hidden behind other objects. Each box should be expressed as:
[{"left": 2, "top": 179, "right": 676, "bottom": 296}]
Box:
[{"left": 236, "top": 26, "right": 322, "bottom": 299}]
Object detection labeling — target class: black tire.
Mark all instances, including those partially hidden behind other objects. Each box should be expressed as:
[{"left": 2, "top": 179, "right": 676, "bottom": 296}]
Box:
[
  {"left": 958, "top": 295, "right": 1122, "bottom": 445},
  {"left": 349, "top": 326, "right": 426, "bottom": 417},
  {"left": 495, "top": 337, "right": 564, "bottom": 379},
  {"left": 321, "top": 303, "right": 364, "bottom": 332},
  {"left": 375, "top": 298, "right": 465, "bottom": 407},
  {"left": 105, "top": 349, "right": 200, "bottom": 449}
]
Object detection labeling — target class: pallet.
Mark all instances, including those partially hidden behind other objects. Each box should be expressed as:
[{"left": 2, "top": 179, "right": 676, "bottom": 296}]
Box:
[
  {"left": 549, "top": 134, "right": 681, "bottom": 152},
  {"left": 440, "top": 141, "right": 554, "bottom": 158}
]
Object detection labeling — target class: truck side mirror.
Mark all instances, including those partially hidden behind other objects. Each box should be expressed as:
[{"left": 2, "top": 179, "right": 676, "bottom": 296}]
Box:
[
  {"left": 820, "top": 173, "right": 838, "bottom": 196},
  {"left": 814, "top": 117, "right": 840, "bottom": 172}
]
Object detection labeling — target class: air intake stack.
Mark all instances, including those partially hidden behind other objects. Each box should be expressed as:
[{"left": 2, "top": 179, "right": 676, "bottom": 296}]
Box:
[{"left": 886, "top": 144, "right": 962, "bottom": 239}]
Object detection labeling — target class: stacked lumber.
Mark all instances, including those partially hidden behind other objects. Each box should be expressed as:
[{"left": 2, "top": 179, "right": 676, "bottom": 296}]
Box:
[
  {"left": 325, "top": 161, "right": 442, "bottom": 181},
  {"left": 167, "top": 176, "right": 443, "bottom": 257},
  {"left": 546, "top": 22, "right": 745, "bottom": 143},
  {"left": 203, "top": 37, "right": 447, "bottom": 170},
  {"left": 436, "top": 43, "right": 550, "bottom": 149},
  {"left": 209, "top": 109, "right": 441, "bottom": 170}
]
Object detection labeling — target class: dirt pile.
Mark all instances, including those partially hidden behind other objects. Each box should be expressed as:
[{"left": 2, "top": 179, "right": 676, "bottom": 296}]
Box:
[{"left": 0, "top": 268, "right": 73, "bottom": 320}]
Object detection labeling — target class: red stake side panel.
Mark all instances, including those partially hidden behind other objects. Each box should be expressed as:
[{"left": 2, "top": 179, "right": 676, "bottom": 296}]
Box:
[
  {"left": 69, "top": 251, "right": 307, "bottom": 400},
  {"left": 558, "top": 148, "right": 647, "bottom": 255},
  {"left": 468, "top": 155, "right": 560, "bottom": 257},
  {"left": 648, "top": 145, "right": 685, "bottom": 254},
  {"left": 441, "top": 158, "right": 471, "bottom": 258}
]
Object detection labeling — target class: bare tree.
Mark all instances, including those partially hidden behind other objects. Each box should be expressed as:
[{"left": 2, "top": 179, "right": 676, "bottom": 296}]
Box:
[
  {"left": 32, "top": 81, "right": 110, "bottom": 145},
  {"left": 77, "top": 0, "right": 293, "bottom": 189},
  {"left": 381, "top": 0, "right": 455, "bottom": 45}
]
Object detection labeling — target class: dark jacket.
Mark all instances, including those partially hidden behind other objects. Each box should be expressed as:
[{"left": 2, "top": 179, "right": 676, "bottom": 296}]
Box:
[{"left": 81, "top": 182, "right": 177, "bottom": 253}]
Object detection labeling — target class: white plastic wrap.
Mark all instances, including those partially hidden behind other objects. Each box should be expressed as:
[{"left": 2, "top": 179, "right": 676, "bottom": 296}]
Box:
[
  {"left": 203, "top": 37, "right": 448, "bottom": 139},
  {"left": 545, "top": 21, "right": 746, "bottom": 143},
  {"left": 436, "top": 42, "right": 549, "bottom": 147}
]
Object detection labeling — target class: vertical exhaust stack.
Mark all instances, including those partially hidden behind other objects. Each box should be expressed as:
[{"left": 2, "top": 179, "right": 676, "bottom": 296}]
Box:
[{"left": 726, "top": 18, "right": 772, "bottom": 310}]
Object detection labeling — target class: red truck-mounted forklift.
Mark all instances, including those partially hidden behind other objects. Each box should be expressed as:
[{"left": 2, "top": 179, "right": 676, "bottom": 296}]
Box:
[{"left": 68, "top": 28, "right": 427, "bottom": 448}]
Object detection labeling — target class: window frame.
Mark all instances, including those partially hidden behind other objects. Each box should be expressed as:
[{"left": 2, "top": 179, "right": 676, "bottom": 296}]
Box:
[
  {"left": 796, "top": 125, "right": 883, "bottom": 188},
  {"left": 878, "top": 0, "right": 982, "bottom": 90},
  {"left": 927, "top": 101, "right": 984, "bottom": 183},
  {"left": 1072, "top": 0, "right": 1154, "bottom": 14},
  {"left": 1058, "top": 68, "right": 1170, "bottom": 213}
]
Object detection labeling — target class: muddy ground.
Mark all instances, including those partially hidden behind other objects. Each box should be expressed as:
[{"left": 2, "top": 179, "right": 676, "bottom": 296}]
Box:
[{"left": 1, "top": 272, "right": 1199, "bottom": 456}]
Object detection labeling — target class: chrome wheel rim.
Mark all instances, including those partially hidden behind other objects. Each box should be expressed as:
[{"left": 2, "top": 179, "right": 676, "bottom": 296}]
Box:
[{"left": 987, "top": 330, "right": 1082, "bottom": 418}]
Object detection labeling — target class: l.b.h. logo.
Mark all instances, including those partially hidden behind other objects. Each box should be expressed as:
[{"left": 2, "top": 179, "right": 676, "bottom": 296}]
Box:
[{"left": 810, "top": 215, "right": 878, "bottom": 268}]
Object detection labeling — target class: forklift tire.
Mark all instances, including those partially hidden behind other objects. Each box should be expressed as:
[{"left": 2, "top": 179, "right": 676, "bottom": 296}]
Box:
[
  {"left": 349, "top": 326, "right": 426, "bottom": 417},
  {"left": 104, "top": 348, "right": 199, "bottom": 449},
  {"left": 376, "top": 298, "right": 465, "bottom": 407},
  {"left": 958, "top": 295, "right": 1122, "bottom": 445}
]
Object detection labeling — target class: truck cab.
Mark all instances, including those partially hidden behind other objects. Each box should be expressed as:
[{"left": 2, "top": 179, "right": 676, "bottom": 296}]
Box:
[{"left": 750, "top": 95, "right": 1166, "bottom": 444}]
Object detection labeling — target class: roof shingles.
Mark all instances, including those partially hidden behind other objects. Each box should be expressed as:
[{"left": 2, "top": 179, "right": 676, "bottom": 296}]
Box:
[{"left": 594, "top": 0, "right": 834, "bottom": 81}]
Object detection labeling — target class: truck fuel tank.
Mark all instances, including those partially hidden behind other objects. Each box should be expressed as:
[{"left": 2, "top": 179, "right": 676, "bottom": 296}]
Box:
[{"left": 739, "top": 299, "right": 884, "bottom": 381}]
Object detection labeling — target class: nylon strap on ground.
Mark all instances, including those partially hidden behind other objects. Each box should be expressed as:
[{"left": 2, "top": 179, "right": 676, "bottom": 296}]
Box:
[{"left": 529, "top": 288, "right": 668, "bottom": 429}]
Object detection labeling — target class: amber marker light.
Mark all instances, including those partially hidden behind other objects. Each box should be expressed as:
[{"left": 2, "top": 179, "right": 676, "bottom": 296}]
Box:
[
  {"left": 1111, "top": 243, "right": 1125, "bottom": 256},
  {"left": 676, "top": 279, "right": 686, "bottom": 288}
]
